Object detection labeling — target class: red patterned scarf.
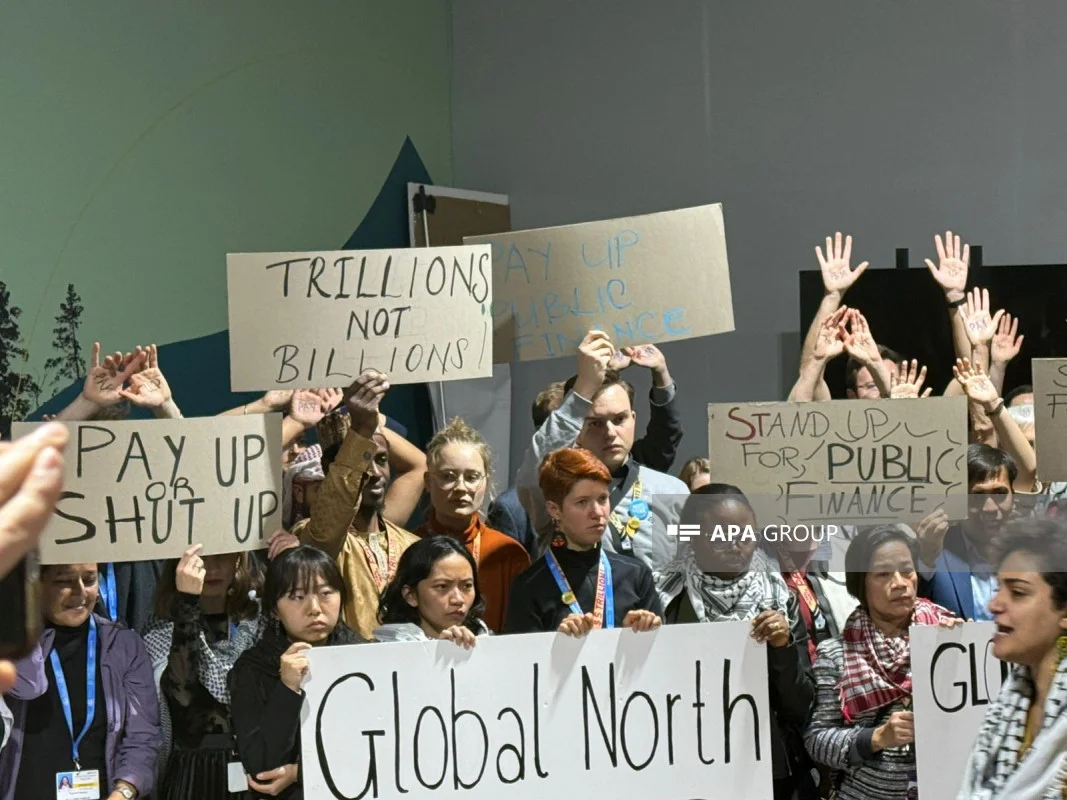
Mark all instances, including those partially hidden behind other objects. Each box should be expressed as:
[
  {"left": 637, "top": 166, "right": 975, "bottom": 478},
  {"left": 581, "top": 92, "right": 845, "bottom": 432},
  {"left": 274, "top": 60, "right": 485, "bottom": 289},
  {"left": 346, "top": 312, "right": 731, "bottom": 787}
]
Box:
[{"left": 839, "top": 597, "right": 954, "bottom": 722}]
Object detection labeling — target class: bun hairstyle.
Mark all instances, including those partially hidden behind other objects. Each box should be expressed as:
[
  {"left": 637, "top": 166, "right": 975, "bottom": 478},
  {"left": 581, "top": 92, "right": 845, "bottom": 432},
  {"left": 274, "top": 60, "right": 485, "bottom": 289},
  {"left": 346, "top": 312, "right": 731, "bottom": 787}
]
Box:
[{"left": 426, "top": 417, "right": 494, "bottom": 481}]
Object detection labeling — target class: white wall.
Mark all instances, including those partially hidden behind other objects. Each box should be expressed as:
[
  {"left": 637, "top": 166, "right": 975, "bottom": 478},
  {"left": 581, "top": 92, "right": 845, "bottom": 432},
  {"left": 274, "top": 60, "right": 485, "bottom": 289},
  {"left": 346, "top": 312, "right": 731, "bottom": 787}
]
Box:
[{"left": 450, "top": 0, "right": 1067, "bottom": 479}]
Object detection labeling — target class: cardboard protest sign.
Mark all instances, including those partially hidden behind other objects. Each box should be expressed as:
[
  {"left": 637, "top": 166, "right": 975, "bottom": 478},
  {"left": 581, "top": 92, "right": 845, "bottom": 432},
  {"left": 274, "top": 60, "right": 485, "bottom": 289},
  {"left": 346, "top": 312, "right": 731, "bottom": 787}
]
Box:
[
  {"left": 227, "top": 246, "right": 494, "bottom": 390},
  {"left": 302, "top": 622, "right": 772, "bottom": 800},
  {"left": 12, "top": 416, "right": 282, "bottom": 564},
  {"left": 911, "top": 622, "right": 1008, "bottom": 799},
  {"left": 465, "top": 204, "right": 734, "bottom": 363},
  {"left": 707, "top": 397, "right": 968, "bottom": 524},
  {"left": 1033, "top": 358, "right": 1067, "bottom": 480}
]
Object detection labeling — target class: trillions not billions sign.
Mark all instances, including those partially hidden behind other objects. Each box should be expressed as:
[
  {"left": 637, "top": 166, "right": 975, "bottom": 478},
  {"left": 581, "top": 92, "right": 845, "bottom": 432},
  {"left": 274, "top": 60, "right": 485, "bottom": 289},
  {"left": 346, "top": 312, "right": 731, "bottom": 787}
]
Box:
[{"left": 301, "top": 623, "right": 773, "bottom": 800}]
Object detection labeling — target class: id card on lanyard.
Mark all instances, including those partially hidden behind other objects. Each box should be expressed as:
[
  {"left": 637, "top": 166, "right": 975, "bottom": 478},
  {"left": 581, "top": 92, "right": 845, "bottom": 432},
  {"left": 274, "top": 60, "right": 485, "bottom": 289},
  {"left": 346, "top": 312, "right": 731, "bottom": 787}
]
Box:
[
  {"left": 52, "top": 616, "right": 101, "bottom": 800},
  {"left": 545, "top": 549, "right": 615, "bottom": 629},
  {"left": 609, "top": 477, "right": 645, "bottom": 553}
]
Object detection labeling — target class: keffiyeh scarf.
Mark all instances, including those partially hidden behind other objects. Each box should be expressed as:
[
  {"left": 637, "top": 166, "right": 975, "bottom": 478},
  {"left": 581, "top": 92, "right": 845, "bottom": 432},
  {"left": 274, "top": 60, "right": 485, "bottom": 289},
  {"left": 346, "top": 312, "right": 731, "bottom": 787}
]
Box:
[
  {"left": 958, "top": 658, "right": 1067, "bottom": 800},
  {"left": 838, "top": 598, "right": 952, "bottom": 722},
  {"left": 657, "top": 548, "right": 795, "bottom": 626}
]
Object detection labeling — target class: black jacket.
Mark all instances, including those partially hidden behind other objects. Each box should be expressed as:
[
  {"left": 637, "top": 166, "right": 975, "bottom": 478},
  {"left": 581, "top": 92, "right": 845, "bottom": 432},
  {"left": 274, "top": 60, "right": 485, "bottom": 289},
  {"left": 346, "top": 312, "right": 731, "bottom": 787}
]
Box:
[
  {"left": 228, "top": 621, "right": 362, "bottom": 799},
  {"left": 504, "top": 545, "right": 663, "bottom": 633}
]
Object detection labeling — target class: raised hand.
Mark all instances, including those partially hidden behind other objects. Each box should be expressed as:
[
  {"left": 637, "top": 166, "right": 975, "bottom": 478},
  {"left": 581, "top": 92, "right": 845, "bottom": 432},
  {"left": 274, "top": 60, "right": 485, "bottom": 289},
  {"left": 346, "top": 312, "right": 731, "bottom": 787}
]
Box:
[
  {"left": 82, "top": 342, "right": 144, "bottom": 408},
  {"left": 118, "top": 344, "right": 172, "bottom": 409},
  {"left": 175, "top": 544, "right": 206, "bottom": 595},
  {"left": 924, "top": 231, "right": 969, "bottom": 297},
  {"left": 345, "top": 371, "right": 390, "bottom": 438},
  {"left": 260, "top": 390, "right": 295, "bottom": 411},
  {"left": 623, "top": 609, "right": 662, "bottom": 632},
  {"left": 890, "top": 360, "right": 932, "bottom": 399},
  {"left": 953, "top": 357, "right": 1000, "bottom": 409},
  {"left": 842, "top": 309, "right": 881, "bottom": 366},
  {"left": 620, "top": 343, "right": 671, "bottom": 387},
  {"left": 279, "top": 642, "right": 312, "bottom": 692},
  {"left": 991, "top": 312, "right": 1024, "bottom": 365},
  {"left": 573, "top": 330, "right": 614, "bottom": 399},
  {"left": 289, "top": 388, "right": 336, "bottom": 428},
  {"left": 751, "top": 609, "right": 790, "bottom": 648},
  {"left": 813, "top": 306, "right": 848, "bottom": 361},
  {"left": 915, "top": 508, "right": 950, "bottom": 567},
  {"left": 816, "top": 232, "right": 868, "bottom": 295},
  {"left": 959, "top": 287, "right": 1004, "bottom": 348}
]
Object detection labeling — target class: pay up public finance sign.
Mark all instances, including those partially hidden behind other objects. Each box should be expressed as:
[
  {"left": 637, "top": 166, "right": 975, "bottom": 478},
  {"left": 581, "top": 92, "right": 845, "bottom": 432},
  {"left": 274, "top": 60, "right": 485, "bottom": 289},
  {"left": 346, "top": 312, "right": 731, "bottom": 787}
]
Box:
[
  {"left": 301, "top": 623, "right": 773, "bottom": 800},
  {"left": 12, "top": 416, "right": 282, "bottom": 564},
  {"left": 227, "top": 245, "right": 494, "bottom": 390}
]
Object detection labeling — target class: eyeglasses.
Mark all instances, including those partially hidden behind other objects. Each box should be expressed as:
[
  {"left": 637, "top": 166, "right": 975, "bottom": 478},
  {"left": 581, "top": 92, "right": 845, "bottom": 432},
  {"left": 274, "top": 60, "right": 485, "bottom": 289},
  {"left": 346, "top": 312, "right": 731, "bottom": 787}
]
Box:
[{"left": 433, "top": 470, "right": 486, "bottom": 490}]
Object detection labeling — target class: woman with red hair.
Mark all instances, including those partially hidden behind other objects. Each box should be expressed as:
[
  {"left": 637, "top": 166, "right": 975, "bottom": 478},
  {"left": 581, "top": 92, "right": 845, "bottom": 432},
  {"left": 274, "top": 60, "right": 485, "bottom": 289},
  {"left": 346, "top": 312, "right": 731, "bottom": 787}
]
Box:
[{"left": 505, "top": 447, "right": 663, "bottom": 635}]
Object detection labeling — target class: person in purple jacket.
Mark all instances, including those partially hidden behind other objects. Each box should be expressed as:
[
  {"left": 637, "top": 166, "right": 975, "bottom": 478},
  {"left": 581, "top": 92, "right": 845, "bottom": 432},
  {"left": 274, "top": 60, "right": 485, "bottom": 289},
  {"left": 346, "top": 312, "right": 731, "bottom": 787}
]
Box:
[{"left": 0, "top": 562, "right": 160, "bottom": 800}]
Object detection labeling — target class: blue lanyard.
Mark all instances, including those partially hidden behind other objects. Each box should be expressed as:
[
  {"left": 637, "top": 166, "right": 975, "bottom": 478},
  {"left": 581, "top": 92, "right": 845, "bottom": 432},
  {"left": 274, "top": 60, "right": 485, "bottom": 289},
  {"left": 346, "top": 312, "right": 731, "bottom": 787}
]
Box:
[
  {"left": 97, "top": 563, "right": 117, "bottom": 621},
  {"left": 544, "top": 548, "right": 614, "bottom": 629},
  {"left": 50, "top": 616, "right": 98, "bottom": 769}
]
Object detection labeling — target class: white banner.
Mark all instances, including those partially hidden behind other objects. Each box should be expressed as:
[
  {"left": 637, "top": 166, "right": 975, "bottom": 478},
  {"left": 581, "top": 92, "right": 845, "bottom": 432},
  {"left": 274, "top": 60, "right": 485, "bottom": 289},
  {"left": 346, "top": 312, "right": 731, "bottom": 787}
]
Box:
[
  {"left": 301, "top": 623, "right": 773, "bottom": 799},
  {"left": 911, "top": 622, "right": 1008, "bottom": 799},
  {"left": 12, "top": 416, "right": 282, "bottom": 564}
]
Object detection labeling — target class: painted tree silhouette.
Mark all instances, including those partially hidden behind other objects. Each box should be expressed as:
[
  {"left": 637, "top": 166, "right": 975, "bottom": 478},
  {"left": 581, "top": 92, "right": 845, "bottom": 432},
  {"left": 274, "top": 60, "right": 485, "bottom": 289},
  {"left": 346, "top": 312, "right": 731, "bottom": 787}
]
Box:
[
  {"left": 0, "top": 281, "right": 40, "bottom": 420},
  {"left": 43, "top": 283, "right": 85, "bottom": 389}
]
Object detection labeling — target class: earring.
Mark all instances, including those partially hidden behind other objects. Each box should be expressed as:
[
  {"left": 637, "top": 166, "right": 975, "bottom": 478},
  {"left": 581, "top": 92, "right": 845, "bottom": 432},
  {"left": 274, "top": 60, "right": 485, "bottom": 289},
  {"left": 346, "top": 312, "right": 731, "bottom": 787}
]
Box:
[
  {"left": 1057, "top": 633, "right": 1067, "bottom": 666},
  {"left": 551, "top": 518, "right": 565, "bottom": 549}
]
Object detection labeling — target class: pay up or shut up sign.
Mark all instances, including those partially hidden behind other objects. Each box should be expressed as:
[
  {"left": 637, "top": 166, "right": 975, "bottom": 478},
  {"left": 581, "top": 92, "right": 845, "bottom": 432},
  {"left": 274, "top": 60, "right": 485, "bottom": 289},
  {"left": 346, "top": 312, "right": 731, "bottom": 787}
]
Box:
[
  {"left": 227, "top": 245, "right": 494, "bottom": 390},
  {"left": 12, "top": 415, "right": 283, "bottom": 564}
]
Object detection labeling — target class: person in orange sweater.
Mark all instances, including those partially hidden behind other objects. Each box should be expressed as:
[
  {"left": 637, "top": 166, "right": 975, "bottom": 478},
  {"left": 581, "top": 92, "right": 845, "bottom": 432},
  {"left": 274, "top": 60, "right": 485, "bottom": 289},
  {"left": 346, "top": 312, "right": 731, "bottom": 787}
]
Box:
[{"left": 415, "top": 419, "right": 530, "bottom": 632}]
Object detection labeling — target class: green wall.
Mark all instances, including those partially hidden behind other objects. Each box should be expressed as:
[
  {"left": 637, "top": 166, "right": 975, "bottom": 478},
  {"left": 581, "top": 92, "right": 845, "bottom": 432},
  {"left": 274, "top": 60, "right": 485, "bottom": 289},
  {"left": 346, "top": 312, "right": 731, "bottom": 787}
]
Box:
[{"left": 0, "top": 0, "right": 453, "bottom": 404}]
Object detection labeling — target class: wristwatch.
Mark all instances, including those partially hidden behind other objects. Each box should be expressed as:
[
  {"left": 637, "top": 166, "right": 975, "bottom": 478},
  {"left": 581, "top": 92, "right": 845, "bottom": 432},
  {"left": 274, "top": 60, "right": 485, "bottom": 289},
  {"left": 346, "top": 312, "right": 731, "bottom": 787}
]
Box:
[{"left": 113, "top": 785, "right": 136, "bottom": 800}]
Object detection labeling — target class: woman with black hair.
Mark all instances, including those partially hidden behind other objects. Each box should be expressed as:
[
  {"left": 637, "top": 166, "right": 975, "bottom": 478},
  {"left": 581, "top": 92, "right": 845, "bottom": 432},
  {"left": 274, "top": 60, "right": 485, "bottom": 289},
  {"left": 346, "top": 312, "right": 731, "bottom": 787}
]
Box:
[
  {"left": 959, "top": 519, "right": 1067, "bottom": 799},
  {"left": 657, "top": 483, "right": 816, "bottom": 800},
  {"left": 228, "top": 546, "right": 361, "bottom": 800},
  {"left": 375, "top": 536, "right": 489, "bottom": 647},
  {"left": 805, "top": 526, "right": 959, "bottom": 800}
]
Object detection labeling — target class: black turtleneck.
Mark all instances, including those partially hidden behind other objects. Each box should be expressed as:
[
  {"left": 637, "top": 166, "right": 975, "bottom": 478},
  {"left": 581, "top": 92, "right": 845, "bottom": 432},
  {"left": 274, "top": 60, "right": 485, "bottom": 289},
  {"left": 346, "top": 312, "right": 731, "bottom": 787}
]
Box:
[
  {"left": 505, "top": 544, "right": 663, "bottom": 633},
  {"left": 15, "top": 618, "right": 109, "bottom": 800}
]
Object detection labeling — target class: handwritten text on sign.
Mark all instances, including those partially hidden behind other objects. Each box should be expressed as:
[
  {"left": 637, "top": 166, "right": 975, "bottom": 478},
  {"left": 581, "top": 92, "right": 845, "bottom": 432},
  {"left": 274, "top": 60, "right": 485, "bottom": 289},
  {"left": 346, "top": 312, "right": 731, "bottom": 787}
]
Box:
[
  {"left": 301, "top": 623, "right": 771, "bottom": 800},
  {"left": 466, "top": 204, "right": 734, "bottom": 363},
  {"left": 227, "top": 246, "right": 493, "bottom": 390},
  {"left": 12, "top": 416, "right": 283, "bottom": 564},
  {"left": 911, "top": 623, "right": 1008, "bottom": 799},
  {"left": 1033, "top": 358, "right": 1067, "bottom": 481},
  {"left": 707, "top": 397, "right": 968, "bottom": 524}
]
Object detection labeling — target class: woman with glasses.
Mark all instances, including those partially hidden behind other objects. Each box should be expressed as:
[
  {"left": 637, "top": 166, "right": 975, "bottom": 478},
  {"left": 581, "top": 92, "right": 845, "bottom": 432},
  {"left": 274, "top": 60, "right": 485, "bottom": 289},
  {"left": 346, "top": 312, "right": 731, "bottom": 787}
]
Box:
[{"left": 416, "top": 418, "right": 530, "bottom": 632}]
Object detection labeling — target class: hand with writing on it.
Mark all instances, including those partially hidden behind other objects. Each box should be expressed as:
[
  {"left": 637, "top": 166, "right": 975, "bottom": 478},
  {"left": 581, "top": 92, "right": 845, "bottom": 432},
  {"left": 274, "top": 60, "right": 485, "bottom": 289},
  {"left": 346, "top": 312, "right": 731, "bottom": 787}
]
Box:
[
  {"left": 817, "top": 232, "right": 869, "bottom": 296},
  {"left": 915, "top": 508, "right": 950, "bottom": 567},
  {"left": 280, "top": 642, "right": 312, "bottom": 693},
  {"left": 954, "top": 357, "right": 1000, "bottom": 411},
  {"left": 751, "top": 609, "right": 790, "bottom": 648},
  {"left": 267, "top": 529, "right": 300, "bottom": 560},
  {"left": 439, "top": 625, "right": 478, "bottom": 649},
  {"left": 607, "top": 350, "right": 632, "bottom": 371},
  {"left": 247, "top": 765, "right": 299, "bottom": 797},
  {"left": 924, "top": 230, "right": 970, "bottom": 301},
  {"left": 890, "top": 359, "right": 932, "bottom": 399},
  {"left": 872, "top": 711, "right": 915, "bottom": 751},
  {"left": 175, "top": 544, "right": 206, "bottom": 596},
  {"left": 812, "top": 306, "right": 848, "bottom": 362},
  {"left": 623, "top": 609, "right": 662, "bottom": 633},
  {"left": 118, "top": 345, "right": 172, "bottom": 409},
  {"left": 289, "top": 389, "right": 329, "bottom": 429},
  {"left": 345, "top": 371, "right": 390, "bottom": 439},
  {"left": 558, "top": 613, "right": 596, "bottom": 638},
  {"left": 622, "top": 344, "right": 673, "bottom": 388},
  {"left": 81, "top": 342, "right": 144, "bottom": 409},
  {"left": 959, "top": 287, "right": 1004, "bottom": 348},
  {"left": 842, "top": 309, "right": 882, "bottom": 367},
  {"left": 573, "top": 330, "right": 615, "bottom": 400},
  {"left": 991, "top": 312, "right": 1024, "bottom": 366}
]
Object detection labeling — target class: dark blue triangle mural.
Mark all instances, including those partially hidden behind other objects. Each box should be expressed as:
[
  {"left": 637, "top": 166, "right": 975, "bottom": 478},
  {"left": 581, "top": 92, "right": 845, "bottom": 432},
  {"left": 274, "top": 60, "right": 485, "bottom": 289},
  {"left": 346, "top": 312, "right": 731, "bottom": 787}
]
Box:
[{"left": 31, "top": 137, "right": 437, "bottom": 450}]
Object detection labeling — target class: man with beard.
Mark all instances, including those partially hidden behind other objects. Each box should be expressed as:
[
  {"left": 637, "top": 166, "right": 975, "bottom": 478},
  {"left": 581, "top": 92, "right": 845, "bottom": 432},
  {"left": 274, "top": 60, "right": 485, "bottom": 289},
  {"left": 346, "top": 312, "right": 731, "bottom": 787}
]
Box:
[
  {"left": 291, "top": 372, "right": 420, "bottom": 639},
  {"left": 917, "top": 444, "right": 1017, "bottom": 620}
]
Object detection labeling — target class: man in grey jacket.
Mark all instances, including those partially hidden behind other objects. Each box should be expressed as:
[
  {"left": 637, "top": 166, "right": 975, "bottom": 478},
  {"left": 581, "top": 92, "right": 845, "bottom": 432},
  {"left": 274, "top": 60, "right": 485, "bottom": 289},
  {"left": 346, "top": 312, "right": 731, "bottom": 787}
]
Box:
[{"left": 516, "top": 330, "right": 688, "bottom": 583}]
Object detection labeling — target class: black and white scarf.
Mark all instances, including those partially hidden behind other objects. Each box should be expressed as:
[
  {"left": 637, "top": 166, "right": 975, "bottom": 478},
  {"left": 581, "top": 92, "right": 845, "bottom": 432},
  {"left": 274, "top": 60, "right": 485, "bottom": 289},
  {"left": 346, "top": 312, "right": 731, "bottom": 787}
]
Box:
[
  {"left": 958, "top": 657, "right": 1067, "bottom": 799},
  {"left": 657, "top": 547, "right": 794, "bottom": 627}
]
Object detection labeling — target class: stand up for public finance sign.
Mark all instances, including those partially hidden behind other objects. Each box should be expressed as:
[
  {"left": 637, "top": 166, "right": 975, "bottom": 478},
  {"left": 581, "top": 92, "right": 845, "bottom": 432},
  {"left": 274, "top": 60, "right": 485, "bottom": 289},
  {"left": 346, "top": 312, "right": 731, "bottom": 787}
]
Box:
[
  {"left": 227, "top": 245, "right": 493, "bottom": 390},
  {"left": 466, "top": 204, "right": 734, "bottom": 363},
  {"left": 301, "top": 622, "right": 773, "bottom": 800},
  {"left": 12, "top": 416, "right": 282, "bottom": 564}
]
